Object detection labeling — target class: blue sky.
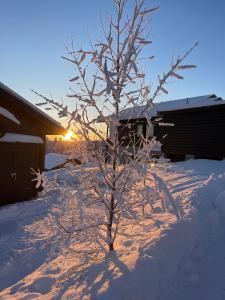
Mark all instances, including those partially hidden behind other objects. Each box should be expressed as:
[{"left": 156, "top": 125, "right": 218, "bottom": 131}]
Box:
[{"left": 1, "top": 0, "right": 225, "bottom": 121}]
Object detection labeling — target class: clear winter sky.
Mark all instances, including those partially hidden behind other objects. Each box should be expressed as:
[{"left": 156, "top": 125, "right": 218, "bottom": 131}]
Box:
[{"left": 1, "top": 0, "right": 225, "bottom": 122}]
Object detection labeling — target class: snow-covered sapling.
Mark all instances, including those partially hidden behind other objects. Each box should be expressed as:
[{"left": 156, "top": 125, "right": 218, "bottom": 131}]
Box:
[{"left": 33, "top": 0, "right": 197, "bottom": 251}]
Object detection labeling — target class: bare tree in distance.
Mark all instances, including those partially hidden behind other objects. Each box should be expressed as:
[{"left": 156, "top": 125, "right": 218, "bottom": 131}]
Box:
[{"left": 33, "top": 0, "right": 197, "bottom": 251}]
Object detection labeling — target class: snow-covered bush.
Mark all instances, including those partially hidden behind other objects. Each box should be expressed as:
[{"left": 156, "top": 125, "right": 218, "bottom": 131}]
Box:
[{"left": 33, "top": 0, "right": 196, "bottom": 251}]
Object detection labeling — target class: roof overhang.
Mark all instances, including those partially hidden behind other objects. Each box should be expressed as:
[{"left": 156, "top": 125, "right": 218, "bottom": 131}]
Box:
[{"left": 0, "top": 82, "right": 66, "bottom": 135}]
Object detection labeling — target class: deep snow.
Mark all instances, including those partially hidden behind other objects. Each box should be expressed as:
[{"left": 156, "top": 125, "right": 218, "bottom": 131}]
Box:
[{"left": 1, "top": 159, "right": 225, "bottom": 299}]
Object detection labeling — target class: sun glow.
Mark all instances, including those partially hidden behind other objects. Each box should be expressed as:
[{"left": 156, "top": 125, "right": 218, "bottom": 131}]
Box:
[{"left": 63, "top": 130, "right": 75, "bottom": 141}]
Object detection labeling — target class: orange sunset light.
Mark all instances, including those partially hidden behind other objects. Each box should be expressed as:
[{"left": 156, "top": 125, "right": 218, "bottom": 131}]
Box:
[{"left": 63, "top": 130, "right": 76, "bottom": 141}]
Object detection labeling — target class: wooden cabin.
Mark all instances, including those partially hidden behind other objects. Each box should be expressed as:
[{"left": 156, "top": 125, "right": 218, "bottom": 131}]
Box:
[
  {"left": 105, "top": 95, "right": 225, "bottom": 161},
  {"left": 158, "top": 99, "right": 225, "bottom": 161},
  {"left": 0, "top": 82, "right": 66, "bottom": 206}
]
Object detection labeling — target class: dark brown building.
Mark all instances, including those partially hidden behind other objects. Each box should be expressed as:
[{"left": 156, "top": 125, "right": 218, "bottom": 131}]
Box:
[
  {"left": 159, "top": 101, "right": 225, "bottom": 160},
  {"left": 0, "top": 82, "right": 65, "bottom": 206},
  {"left": 107, "top": 95, "right": 225, "bottom": 161}
]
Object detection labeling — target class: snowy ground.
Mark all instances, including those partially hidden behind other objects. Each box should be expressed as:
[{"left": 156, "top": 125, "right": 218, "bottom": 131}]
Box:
[
  {"left": 45, "top": 153, "right": 69, "bottom": 170},
  {"left": 1, "top": 159, "right": 225, "bottom": 299}
]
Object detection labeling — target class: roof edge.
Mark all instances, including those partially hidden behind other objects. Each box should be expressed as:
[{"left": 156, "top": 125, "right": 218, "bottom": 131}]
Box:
[{"left": 0, "top": 81, "right": 66, "bottom": 133}]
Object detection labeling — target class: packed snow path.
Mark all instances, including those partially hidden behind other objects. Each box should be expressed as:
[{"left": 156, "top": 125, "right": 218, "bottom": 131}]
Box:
[{"left": 1, "top": 160, "right": 225, "bottom": 299}]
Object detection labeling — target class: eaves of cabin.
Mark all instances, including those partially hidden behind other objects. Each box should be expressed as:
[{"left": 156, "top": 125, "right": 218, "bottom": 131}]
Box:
[{"left": 0, "top": 82, "right": 66, "bottom": 137}]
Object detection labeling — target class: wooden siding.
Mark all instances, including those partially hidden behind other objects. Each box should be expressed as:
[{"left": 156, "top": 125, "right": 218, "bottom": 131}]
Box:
[
  {"left": 160, "top": 104, "right": 225, "bottom": 159},
  {"left": 0, "top": 142, "right": 42, "bottom": 205},
  {"left": 115, "top": 103, "right": 225, "bottom": 161}
]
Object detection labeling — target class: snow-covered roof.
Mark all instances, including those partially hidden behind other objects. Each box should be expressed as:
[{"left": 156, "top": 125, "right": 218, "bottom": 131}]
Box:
[
  {"left": 157, "top": 94, "right": 225, "bottom": 113},
  {"left": 0, "top": 133, "right": 43, "bottom": 143},
  {"left": 116, "top": 95, "right": 225, "bottom": 121},
  {"left": 117, "top": 104, "right": 157, "bottom": 121},
  {"left": 45, "top": 153, "right": 69, "bottom": 170},
  {"left": 0, "top": 106, "right": 20, "bottom": 125},
  {"left": 0, "top": 82, "right": 65, "bottom": 131}
]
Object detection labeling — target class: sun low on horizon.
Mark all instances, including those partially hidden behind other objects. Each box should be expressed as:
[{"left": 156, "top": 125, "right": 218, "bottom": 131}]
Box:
[
  {"left": 63, "top": 130, "right": 74, "bottom": 141},
  {"left": 47, "top": 130, "right": 80, "bottom": 142},
  {"left": 62, "top": 130, "right": 80, "bottom": 141}
]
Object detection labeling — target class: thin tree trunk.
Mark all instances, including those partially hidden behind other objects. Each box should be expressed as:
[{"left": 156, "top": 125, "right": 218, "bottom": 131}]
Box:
[
  {"left": 108, "top": 155, "right": 116, "bottom": 251},
  {"left": 108, "top": 195, "right": 114, "bottom": 251},
  {"left": 107, "top": 0, "right": 121, "bottom": 252}
]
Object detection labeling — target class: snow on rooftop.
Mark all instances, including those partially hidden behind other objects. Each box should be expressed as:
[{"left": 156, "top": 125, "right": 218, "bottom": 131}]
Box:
[
  {"left": 157, "top": 94, "right": 224, "bottom": 113},
  {"left": 117, "top": 95, "right": 225, "bottom": 121},
  {"left": 118, "top": 104, "right": 157, "bottom": 121},
  {"left": 0, "top": 82, "right": 64, "bottom": 129},
  {"left": 0, "top": 133, "right": 43, "bottom": 143},
  {"left": 45, "top": 153, "right": 69, "bottom": 170},
  {"left": 0, "top": 106, "right": 20, "bottom": 125}
]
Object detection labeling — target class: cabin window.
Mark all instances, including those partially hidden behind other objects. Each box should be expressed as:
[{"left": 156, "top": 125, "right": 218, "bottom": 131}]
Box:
[
  {"left": 136, "top": 124, "right": 143, "bottom": 137},
  {"left": 146, "top": 121, "right": 154, "bottom": 138}
]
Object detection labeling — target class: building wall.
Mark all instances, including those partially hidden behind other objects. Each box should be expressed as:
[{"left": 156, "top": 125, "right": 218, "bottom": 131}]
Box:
[
  {"left": 0, "top": 142, "right": 42, "bottom": 205},
  {"left": 160, "top": 105, "right": 225, "bottom": 159},
  {"left": 109, "top": 104, "right": 225, "bottom": 161},
  {"left": 117, "top": 118, "right": 155, "bottom": 146},
  {"left": 0, "top": 89, "right": 46, "bottom": 205}
]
